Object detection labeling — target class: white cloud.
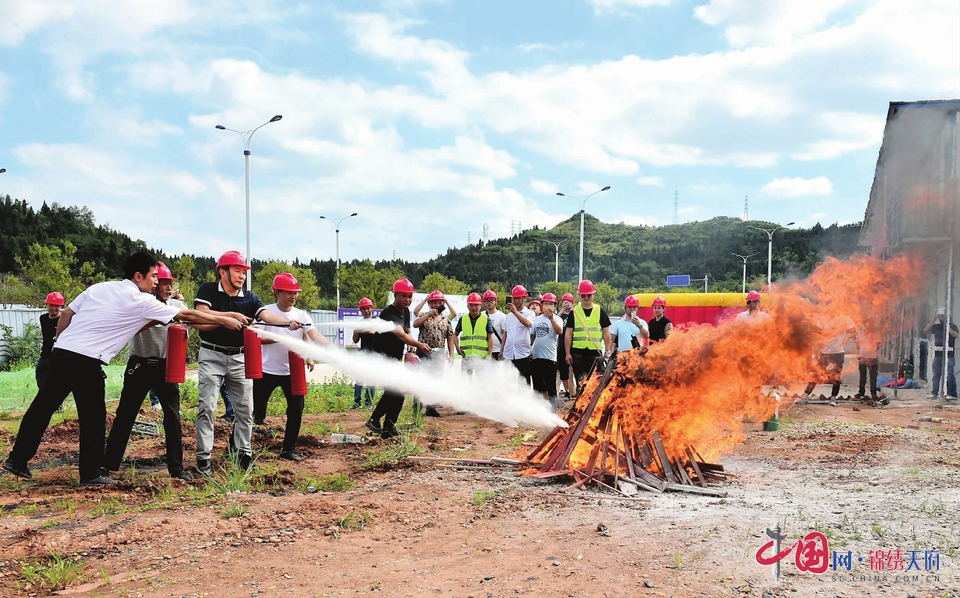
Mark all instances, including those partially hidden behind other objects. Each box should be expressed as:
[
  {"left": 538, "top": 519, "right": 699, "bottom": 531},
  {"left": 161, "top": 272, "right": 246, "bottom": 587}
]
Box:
[
  {"left": 761, "top": 176, "right": 833, "bottom": 198},
  {"left": 591, "top": 0, "right": 673, "bottom": 12},
  {"left": 636, "top": 175, "right": 664, "bottom": 187},
  {"left": 694, "top": 0, "right": 861, "bottom": 48},
  {"left": 792, "top": 111, "right": 884, "bottom": 160},
  {"left": 531, "top": 179, "right": 559, "bottom": 194}
]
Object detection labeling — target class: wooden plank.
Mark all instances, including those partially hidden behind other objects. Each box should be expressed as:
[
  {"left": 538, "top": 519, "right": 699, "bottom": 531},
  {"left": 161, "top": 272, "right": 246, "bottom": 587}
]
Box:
[
  {"left": 543, "top": 492, "right": 651, "bottom": 503},
  {"left": 672, "top": 457, "right": 694, "bottom": 486},
  {"left": 652, "top": 432, "right": 678, "bottom": 483},
  {"left": 528, "top": 470, "right": 572, "bottom": 479},
  {"left": 407, "top": 456, "right": 498, "bottom": 464},
  {"left": 620, "top": 475, "right": 663, "bottom": 494},
  {"left": 664, "top": 482, "right": 728, "bottom": 497},
  {"left": 639, "top": 443, "right": 653, "bottom": 469},
  {"left": 685, "top": 447, "right": 708, "bottom": 488},
  {"left": 553, "top": 357, "right": 618, "bottom": 470},
  {"left": 696, "top": 462, "right": 726, "bottom": 473},
  {"left": 613, "top": 421, "right": 622, "bottom": 490},
  {"left": 595, "top": 411, "right": 614, "bottom": 478}
]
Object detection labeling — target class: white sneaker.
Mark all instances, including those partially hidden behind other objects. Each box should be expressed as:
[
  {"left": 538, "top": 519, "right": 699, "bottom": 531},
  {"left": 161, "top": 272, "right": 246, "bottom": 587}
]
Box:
[
  {"left": 927, "top": 393, "right": 938, "bottom": 399},
  {"left": 151, "top": 402, "right": 163, "bottom": 412}
]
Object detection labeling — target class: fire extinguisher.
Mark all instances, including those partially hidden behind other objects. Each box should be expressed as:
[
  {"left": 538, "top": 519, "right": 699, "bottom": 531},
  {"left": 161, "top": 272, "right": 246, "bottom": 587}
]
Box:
[
  {"left": 165, "top": 325, "right": 188, "bottom": 383},
  {"left": 243, "top": 327, "right": 263, "bottom": 379},
  {"left": 289, "top": 351, "right": 308, "bottom": 396}
]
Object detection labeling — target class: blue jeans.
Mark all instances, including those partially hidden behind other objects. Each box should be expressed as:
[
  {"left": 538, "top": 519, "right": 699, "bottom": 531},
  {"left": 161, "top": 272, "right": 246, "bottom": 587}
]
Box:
[
  {"left": 353, "top": 384, "right": 374, "bottom": 407},
  {"left": 932, "top": 353, "right": 957, "bottom": 397}
]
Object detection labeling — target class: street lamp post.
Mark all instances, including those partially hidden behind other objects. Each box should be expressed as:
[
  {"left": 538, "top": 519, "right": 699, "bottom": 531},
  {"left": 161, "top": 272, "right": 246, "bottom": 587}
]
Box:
[
  {"left": 732, "top": 252, "right": 760, "bottom": 293},
  {"left": 215, "top": 115, "right": 283, "bottom": 290},
  {"left": 746, "top": 222, "right": 795, "bottom": 290},
  {"left": 320, "top": 212, "right": 358, "bottom": 311},
  {"left": 541, "top": 237, "right": 571, "bottom": 282},
  {"left": 557, "top": 186, "right": 610, "bottom": 282}
]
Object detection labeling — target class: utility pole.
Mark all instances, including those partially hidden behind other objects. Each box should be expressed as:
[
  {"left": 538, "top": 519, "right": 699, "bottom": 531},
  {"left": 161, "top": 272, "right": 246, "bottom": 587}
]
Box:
[{"left": 673, "top": 191, "right": 679, "bottom": 225}]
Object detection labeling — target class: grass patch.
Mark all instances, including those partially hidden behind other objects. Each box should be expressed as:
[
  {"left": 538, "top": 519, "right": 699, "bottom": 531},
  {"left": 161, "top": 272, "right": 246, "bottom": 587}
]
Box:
[
  {"left": 302, "top": 374, "right": 356, "bottom": 414},
  {"left": 206, "top": 458, "right": 256, "bottom": 494},
  {"left": 8, "top": 503, "right": 39, "bottom": 517},
  {"left": 338, "top": 511, "right": 371, "bottom": 532},
  {"left": 295, "top": 472, "right": 357, "bottom": 494},
  {"left": 220, "top": 503, "right": 248, "bottom": 519},
  {"left": 363, "top": 431, "right": 425, "bottom": 468},
  {"left": 470, "top": 490, "right": 496, "bottom": 507},
  {"left": 0, "top": 365, "right": 126, "bottom": 413},
  {"left": 301, "top": 421, "right": 335, "bottom": 436},
  {"left": 19, "top": 552, "right": 84, "bottom": 591},
  {"left": 91, "top": 497, "right": 128, "bottom": 517}
]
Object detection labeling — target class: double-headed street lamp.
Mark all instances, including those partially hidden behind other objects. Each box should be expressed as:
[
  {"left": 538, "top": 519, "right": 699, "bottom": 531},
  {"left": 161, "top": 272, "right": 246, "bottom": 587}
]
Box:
[
  {"left": 731, "top": 252, "right": 760, "bottom": 293},
  {"left": 746, "top": 222, "right": 794, "bottom": 290},
  {"left": 320, "top": 212, "right": 358, "bottom": 311},
  {"left": 557, "top": 186, "right": 610, "bottom": 282},
  {"left": 541, "top": 237, "right": 571, "bottom": 282},
  {"left": 215, "top": 115, "right": 283, "bottom": 290}
]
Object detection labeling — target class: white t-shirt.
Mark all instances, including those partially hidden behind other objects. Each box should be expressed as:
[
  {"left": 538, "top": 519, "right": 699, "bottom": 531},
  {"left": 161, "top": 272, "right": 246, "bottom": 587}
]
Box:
[
  {"left": 530, "top": 314, "right": 562, "bottom": 362},
  {"left": 737, "top": 310, "right": 770, "bottom": 322},
  {"left": 502, "top": 308, "right": 534, "bottom": 360},
  {"left": 487, "top": 310, "right": 507, "bottom": 354},
  {"left": 260, "top": 303, "right": 313, "bottom": 376},
  {"left": 56, "top": 279, "right": 182, "bottom": 363}
]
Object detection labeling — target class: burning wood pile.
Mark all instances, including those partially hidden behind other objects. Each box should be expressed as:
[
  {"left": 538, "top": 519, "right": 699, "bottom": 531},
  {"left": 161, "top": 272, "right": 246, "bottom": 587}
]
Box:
[{"left": 521, "top": 354, "right": 728, "bottom": 497}]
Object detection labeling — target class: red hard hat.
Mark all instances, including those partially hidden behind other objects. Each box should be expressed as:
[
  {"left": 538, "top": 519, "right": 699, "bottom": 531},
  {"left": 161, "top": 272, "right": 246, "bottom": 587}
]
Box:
[
  {"left": 561, "top": 293, "right": 575, "bottom": 303},
  {"left": 746, "top": 290, "right": 761, "bottom": 302},
  {"left": 466, "top": 292, "right": 483, "bottom": 305},
  {"left": 45, "top": 292, "right": 65, "bottom": 306},
  {"left": 624, "top": 295, "right": 639, "bottom": 308},
  {"left": 155, "top": 261, "right": 177, "bottom": 281},
  {"left": 216, "top": 250, "right": 250, "bottom": 270},
  {"left": 428, "top": 290, "right": 445, "bottom": 302},
  {"left": 272, "top": 272, "right": 301, "bottom": 292},
  {"left": 358, "top": 297, "right": 374, "bottom": 308},
  {"left": 510, "top": 285, "right": 528, "bottom": 298},
  {"left": 652, "top": 296, "right": 666, "bottom": 307},
  {"left": 482, "top": 289, "right": 498, "bottom": 301},
  {"left": 578, "top": 280, "right": 596, "bottom": 295},
  {"left": 393, "top": 278, "right": 415, "bottom": 293},
  {"left": 541, "top": 292, "right": 558, "bottom": 303},
  {"left": 528, "top": 300, "right": 541, "bottom": 309}
]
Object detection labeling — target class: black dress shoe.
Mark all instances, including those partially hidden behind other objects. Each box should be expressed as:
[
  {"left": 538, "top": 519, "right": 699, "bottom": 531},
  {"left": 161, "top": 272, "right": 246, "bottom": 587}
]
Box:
[
  {"left": 279, "top": 451, "right": 302, "bottom": 462},
  {"left": 170, "top": 469, "right": 193, "bottom": 481},
  {"left": 237, "top": 453, "right": 253, "bottom": 470},
  {"left": 80, "top": 475, "right": 117, "bottom": 487},
  {"left": 380, "top": 423, "right": 400, "bottom": 439},
  {"left": 365, "top": 419, "right": 382, "bottom": 435},
  {"left": 2, "top": 460, "right": 32, "bottom": 479},
  {"left": 424, "top": 407, "right": 442, "bottom": 418},
  {"left": 193, "top": 459, "right": 213, "bottom": 476}
]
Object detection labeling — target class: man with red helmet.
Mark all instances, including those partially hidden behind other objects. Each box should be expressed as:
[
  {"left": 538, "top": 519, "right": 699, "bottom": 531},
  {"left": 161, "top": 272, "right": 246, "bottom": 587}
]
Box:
[
  {"left": 412, "top": 290, "right": 456, "bottom": 417},
  {"left": 351, "top": 297, "right": 377, "bottom": 409},
  {"left": 104, "top": 261, "right": 194, "bottom": 480},
  {"left": 367, "top": 278, "right": 432, "bottom": 438},
  {"left": 3, "top": 252, "right": 246, "bottom": 486},
  {"left": 501, "top": 284, "right": 535, "bottom": 384},
  {"left": 482, "top": 289, "right": 507, "bottom": 360},
  {"left": 737, "top": 290, "right": 769, "bottom": 321},
  {"left": 610, "top": 295, "right": 649, "bottom": 354},
  {"left": 556, "top": 292, "right": 576, "bottom": 398},
  {"left": 648, "top": 296, "right": 672, "bottom": 343},
  {"left": 530, "top": 293, "right": 564, "bottom": 411},
  {"left": 35, "top": 291, "right": 64, "bottom": 392},
  {"left": 564, "top": 280, "right": 613, "bottom": 385},
  {"left": 252, "top": 273, "right": 331, "bottom": 461},
  {"left": 191, "top": 251, "right": 305, "bottom": 475},
  {"left": 455, "top": 292, "right": 494, "bottom": 375}
]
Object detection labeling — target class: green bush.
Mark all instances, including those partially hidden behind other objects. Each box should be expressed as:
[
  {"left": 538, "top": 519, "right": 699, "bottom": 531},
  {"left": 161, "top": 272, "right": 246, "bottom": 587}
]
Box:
[{"left": 0, "top": 323, "right": 42, "bottom": 373}]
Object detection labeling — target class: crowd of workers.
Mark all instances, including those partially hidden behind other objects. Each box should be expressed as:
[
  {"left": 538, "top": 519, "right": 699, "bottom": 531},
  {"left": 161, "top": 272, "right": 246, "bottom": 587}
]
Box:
[{"left": 1, "top": 250, "right": 955, "bottom": 487}]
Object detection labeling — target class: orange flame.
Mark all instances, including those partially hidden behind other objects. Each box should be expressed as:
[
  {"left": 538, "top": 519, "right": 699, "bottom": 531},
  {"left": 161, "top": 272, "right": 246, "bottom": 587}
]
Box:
[{"left": 525, "top": 253, "right": 928, "bottom": 474}]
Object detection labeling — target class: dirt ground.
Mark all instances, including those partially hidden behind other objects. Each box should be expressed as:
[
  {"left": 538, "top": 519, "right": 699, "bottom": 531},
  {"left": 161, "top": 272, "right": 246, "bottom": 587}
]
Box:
[{"left": 1, "top": 382, "right": 959, "bottom": 598}]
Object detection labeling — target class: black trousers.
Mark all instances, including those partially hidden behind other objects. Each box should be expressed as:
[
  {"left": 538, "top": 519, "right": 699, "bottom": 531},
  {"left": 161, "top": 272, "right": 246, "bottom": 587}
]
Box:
[
  {"left": 252, "top": 373, "right": 304, "bottom": 453},
  {"left": 858, "top": 357, "right": 879, "bottom": 398},
  {"left": 571, "top": 351, "right": 601, "bottom": 385},
  {"left": 511, "top": 355, "right": 532, "bottom": 385},
  {"left": 7, "top": 349, "right": 107, "bottom": 481},
  {"left": 35, "top": 356, "right": 52, "bottom": 392},
  {"left": 104, "top": 356, "right": 184, "bottom": 474},
  {"left": 531, "top": 358, "right": 557, "bottom": 396},
  {"left": 803, "top": 353, "right": 844, "bottom": 397},
  {"left": 371, "top": 389, "right": 404, "bottom": 429}
]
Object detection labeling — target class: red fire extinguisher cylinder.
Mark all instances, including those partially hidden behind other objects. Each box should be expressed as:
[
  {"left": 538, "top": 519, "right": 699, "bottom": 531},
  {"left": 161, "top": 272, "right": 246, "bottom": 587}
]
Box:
[
  {"left": 244, "top": 327, "right": 263, "bottom": 379},
  {"left": 165, "top": 325, "right": 188, "bottom": 383},
  {"left": 289, "top": 351, "right": 308, "bottom": 396}
]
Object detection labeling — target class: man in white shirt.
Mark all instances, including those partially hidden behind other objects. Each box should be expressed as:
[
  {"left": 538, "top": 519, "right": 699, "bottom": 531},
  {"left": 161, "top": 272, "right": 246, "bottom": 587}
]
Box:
[
  {"left": 2, "top": 253, "right": 246, "bottom": 486},
  {"left": 501, "top": 285, "right": 535, "bottom": 385},
  {"left": 482, "top": 290, "right": 507, "bottom": 361},
  {"left": 252, "top": 273, "right": 330, "bottom": 461},
  {"left": 737, "top": 290, "right": 770, "bottom": 322}
]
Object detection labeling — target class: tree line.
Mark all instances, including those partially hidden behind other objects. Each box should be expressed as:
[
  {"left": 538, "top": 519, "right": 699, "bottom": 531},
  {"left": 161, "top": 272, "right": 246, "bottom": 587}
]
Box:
[{"left": 0, "top": 194, "right": 863, "bottom": 311}]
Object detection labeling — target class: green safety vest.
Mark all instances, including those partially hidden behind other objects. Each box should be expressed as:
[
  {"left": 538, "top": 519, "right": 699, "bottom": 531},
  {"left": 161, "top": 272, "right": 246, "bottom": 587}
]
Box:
[
  {"left": 460, "top": 313, "right": 489, "bottom": 357},
  {"left": 572, "top": 304, "right": 603, "bottom": 351}
]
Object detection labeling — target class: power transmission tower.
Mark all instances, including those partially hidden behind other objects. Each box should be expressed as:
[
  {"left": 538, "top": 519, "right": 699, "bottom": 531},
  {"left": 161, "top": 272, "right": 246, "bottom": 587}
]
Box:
[
  {"left": 483, "top": 223, "right": 489, "bottom": 242},
  {"left": 743, "top": 195, "right": 749, "bottom": 221},
  {"left": 467, "top": 231, "right": 471, "bottom": 244},
  {"left": 673, "top": 191, "right": 679, "bottom": 225}
]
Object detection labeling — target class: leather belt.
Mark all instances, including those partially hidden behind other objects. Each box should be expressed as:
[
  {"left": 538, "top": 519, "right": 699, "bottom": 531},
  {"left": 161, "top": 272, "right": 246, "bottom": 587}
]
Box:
[
  {"left": 200, "top": 342, "right": 244, "bottom": 355},
  {"left": 133, "top": 356, "right": 166, "bottom": 366}
]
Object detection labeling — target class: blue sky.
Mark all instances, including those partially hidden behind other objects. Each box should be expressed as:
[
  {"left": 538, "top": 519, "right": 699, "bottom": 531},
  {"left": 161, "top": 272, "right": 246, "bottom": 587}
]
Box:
[{"left": 1, "top": 0, "right": 957, "bottom": 264}]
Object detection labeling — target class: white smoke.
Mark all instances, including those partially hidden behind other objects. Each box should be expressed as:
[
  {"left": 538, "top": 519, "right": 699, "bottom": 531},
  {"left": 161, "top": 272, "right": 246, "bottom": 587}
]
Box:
[{"left": 255, "top": 329, "right": 568, "bottom": 429}]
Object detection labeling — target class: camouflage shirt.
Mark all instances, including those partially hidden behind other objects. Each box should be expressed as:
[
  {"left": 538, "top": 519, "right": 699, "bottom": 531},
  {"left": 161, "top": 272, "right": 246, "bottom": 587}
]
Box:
[{"left": 417, "top": 314, "right": 454, "bottom": 349}]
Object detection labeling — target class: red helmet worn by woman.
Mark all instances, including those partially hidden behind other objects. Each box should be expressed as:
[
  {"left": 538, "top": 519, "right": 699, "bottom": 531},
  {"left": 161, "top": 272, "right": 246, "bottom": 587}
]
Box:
[{"left": 427, "top": 290, "right": 445, "bottom": 302}]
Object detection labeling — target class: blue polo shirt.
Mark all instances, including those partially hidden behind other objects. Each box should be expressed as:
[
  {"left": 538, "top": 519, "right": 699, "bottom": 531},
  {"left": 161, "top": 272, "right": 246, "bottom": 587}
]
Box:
[{"left": 194, "top": 282, "right": 266, "bottom": 347}]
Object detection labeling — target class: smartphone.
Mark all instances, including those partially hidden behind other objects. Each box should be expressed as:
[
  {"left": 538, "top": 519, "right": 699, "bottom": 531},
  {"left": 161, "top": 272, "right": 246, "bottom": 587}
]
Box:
[
  {"left": 436, "top": 304, "right": 445, "bottom": 315},
  {"left": 505, "top": 296, "right": 513, "bottom": 305}
]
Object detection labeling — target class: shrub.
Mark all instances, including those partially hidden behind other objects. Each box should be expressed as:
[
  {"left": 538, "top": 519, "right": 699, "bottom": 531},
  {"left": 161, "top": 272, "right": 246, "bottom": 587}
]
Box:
[{"left": 0, "top": 323, "right": 42, "bottom": 372}]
